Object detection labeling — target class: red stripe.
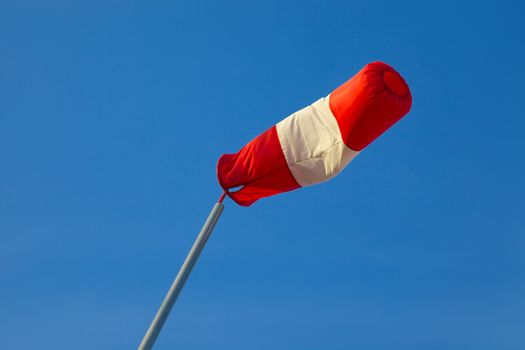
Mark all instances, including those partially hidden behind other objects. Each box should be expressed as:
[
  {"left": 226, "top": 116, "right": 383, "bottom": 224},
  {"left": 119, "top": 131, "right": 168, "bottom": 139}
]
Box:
[
  {"left": 329, "top": 61, "right": 412, "bottom": 151},
  {"left": 217, "top": 126, "right": 300, "bottom": 206}
]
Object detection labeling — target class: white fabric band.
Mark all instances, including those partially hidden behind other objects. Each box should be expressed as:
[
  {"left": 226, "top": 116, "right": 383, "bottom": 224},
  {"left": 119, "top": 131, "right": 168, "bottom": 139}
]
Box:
[{"left": 276, "top": 95, "right": 359, "bottom": 187}]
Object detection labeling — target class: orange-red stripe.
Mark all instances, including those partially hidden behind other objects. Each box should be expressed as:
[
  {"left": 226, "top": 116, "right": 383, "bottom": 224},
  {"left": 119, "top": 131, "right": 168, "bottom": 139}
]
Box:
[
  {"left": 329, "top": 61, "right": 412, "bottom": 151},
  {"left": 217, "top": 126, "right": 300, "bottom": 206}
]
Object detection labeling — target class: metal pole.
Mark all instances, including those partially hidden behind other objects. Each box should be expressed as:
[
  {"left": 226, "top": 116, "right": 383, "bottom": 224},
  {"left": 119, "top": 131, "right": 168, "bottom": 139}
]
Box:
[{"left": 137, "top": 195, "right": 226, "bottom": 350}]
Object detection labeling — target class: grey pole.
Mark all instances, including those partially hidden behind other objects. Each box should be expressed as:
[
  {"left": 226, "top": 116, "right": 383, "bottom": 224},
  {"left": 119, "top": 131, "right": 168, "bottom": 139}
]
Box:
[{"left": 137, "top": 195, "right": 226, "bottom": 350}]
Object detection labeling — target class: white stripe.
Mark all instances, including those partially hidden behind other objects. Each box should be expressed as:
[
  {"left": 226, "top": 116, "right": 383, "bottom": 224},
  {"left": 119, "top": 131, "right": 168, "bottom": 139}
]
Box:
[{"left": 275, "top": 95, "right": 359, "bottom": 187}]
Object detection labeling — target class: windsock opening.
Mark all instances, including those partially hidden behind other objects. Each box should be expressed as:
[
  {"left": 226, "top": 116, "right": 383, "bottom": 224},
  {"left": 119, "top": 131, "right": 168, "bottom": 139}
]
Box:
[{"left": 383, "top": 70, "right": 408, "bottom": 97}]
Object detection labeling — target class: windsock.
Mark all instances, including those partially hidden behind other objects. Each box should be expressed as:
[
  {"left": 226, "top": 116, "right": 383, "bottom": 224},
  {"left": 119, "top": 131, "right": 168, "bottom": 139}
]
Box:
[{"left": 217, "top": 61, "right": 412, "bottom": 206}]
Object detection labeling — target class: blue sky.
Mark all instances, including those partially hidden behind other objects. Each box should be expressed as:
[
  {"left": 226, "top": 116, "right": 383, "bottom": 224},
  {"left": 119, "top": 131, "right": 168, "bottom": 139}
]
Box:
[{"left": 1, "top": 1, "right": 524, "bottom": 349}]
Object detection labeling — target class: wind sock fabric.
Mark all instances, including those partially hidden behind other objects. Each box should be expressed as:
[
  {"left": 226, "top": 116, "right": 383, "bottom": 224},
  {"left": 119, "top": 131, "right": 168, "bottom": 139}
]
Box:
[{"left": 217, "top": 61, "right": 412, "bottom": 206}]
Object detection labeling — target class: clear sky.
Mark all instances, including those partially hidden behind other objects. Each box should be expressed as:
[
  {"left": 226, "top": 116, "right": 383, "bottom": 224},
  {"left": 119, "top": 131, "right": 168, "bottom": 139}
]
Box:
[{"left": 1, "top": 1, "right": 524, "bottom": 349}]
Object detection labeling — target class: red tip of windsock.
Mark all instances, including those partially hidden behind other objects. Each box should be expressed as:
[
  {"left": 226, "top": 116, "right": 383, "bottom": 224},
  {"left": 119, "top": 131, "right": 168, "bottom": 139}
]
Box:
[{"left": 329, "top": 61, "right": 412, "bottom": 151}]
